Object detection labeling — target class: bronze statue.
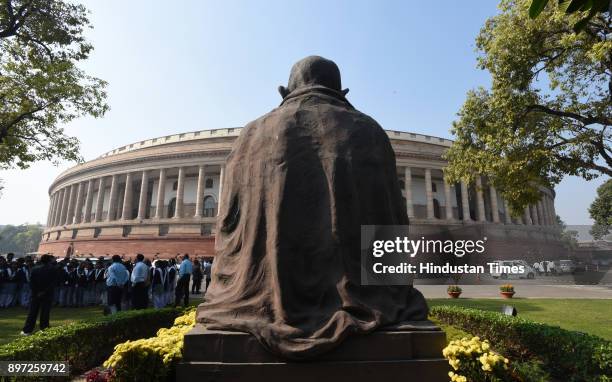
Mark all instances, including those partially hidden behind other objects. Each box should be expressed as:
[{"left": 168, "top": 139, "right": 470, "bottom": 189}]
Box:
[{"left": 198, "top": 56, "right": 428, "bottom": 360}]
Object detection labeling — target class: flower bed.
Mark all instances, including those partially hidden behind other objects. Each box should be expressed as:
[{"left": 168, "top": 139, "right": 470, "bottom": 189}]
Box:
[
  {"left": 0, "top": 307, "right": 186, "bottom": 377},
  {"left": 431, "top": 305, "right": 612, "bottom": 382},
  {"left": 443, "top": 336, "right": 510, "bottom": 382},
  {"left": 102, "top": 308, "right": 196, "bottom": 382}
]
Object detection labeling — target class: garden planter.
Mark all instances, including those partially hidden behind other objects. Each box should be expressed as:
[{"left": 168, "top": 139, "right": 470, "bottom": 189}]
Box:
[
  {"left": 500, "top": 291, "right": 515, "bottom": 299},
  {"left": 448, "top": 292, "right": 462, "bottom": 299}
]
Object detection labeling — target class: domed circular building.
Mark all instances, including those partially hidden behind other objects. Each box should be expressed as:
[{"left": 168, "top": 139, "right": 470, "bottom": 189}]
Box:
[{"left": 38, "top": 128, "right": 562, "bottom": 259}]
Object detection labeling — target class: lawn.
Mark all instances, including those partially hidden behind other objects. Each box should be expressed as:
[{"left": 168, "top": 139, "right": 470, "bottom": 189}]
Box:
[
  {"left": 0, "top": 306, "right": 103, "bottom": 345},
  {"left": 428, "top": 298, "right": 612, "bottom": 340}
]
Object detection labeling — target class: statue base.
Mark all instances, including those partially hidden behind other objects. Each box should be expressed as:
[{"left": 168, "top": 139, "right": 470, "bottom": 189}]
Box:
[{"left": 177, "top": 321, "right": 449, "bottom": 381}]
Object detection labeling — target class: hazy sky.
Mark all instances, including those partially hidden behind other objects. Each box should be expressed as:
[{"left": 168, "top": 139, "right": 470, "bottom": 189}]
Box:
[{"left": 0, "top": 0, "right": 606, "bottom": 225}]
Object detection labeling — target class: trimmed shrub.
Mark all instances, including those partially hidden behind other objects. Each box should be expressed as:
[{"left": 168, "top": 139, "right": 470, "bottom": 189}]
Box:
[
  {"left": 0, "top": 307, "right": 185, "bottom": 377},
  {"left": 431, "top": 305, "right": 612, "bottom": 382}
]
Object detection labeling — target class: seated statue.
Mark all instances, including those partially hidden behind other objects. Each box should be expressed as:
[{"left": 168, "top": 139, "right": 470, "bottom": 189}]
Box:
[{"left": 198, "top": 55, "right": 428, "bottom": 360}]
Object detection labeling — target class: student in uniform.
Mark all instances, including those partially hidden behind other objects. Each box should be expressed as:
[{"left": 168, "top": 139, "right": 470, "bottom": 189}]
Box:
[
  {"left": 4, "top": 262, "right": 19, "bottom": 307},
  {"left": 66, "top": 263, "right": 78, "bottom": 307},
  {"left": 0, "top": 257, "right": 8, "bottom": 307},
  {"left": 93, "top": 260, "right": 106, "bottom": 305},
  {"left": 150, "top": 260, "right": 168, "bottom": 308},
  {"left": 75, "top": 262, "right": 88, "bottom": 307},
  {"left": 20, "top": 257, "right": 33, "bottom": 308},
  {"left": 166, "top": 260, "right": 177, "bottom": 306},
  {"left": 83, "top": 261, "right": 95, "bottom": 305}
]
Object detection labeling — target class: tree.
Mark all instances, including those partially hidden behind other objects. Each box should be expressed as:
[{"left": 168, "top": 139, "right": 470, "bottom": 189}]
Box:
[
  {"left": 0, "top": 0, "right": 108, "bottom": 171},
  {"left": 589, "top": 179, "right": 612, "bottom": 239},
  {"left": 555, "top": 215, "right": 579, "bottom": 248},
  {"left": 0, "top": 224, "right": 43, "bottom": 254},
  {"left": 444, "top": 0, "right": 611, "bottom": 215},
  {"left": 529, "top": 0, "right": 611, "bottom": 31}
]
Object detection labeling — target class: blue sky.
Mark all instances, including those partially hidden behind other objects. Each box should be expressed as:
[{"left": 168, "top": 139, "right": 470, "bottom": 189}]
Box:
[{"left": 0, "top": 0, "right": 605, "bottom": 225}]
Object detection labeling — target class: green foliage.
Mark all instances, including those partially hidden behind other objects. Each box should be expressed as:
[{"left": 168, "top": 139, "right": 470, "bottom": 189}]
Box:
[
  {"left": 0, "top": 224, "right": 43, "bottom": 254},
  {"left": 0, "top": 0, "right": 108, "bottom": 170},
  {"left": 589, "top": 179, "right": 612, "bottom": 239},
  {"left": 554, "top": 215, "right": 580, "bottom": 248},
  {"left": 431, "top": 305, "right": 612, "bottom": 382},
  {"left": 0, "top": 307, "right": 185, "bottom": 377},
  {"left": 444, "top": 0, "right": 611, "bottom": 216},
  {"left": 529, "top": 0, "right": 611, "bottom": 31}
]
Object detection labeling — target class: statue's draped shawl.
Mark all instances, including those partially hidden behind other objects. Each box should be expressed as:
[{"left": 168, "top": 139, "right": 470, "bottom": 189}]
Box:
[{"left": 198, "top": 86, "right": 428, "bottom": 359}]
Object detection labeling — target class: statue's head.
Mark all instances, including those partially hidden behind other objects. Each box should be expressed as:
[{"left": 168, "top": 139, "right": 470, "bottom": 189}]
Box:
[{"left": 279, "top": 56, "right": 349, "bottom": 98}]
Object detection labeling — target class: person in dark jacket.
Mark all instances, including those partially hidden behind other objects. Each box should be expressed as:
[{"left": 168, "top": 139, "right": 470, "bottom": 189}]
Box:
[
  {"left": 22, "top": 255, "right": 57, "bottom": 335},
  {"left": 191, "top": 259, "right": 203, "bottom": 294}
]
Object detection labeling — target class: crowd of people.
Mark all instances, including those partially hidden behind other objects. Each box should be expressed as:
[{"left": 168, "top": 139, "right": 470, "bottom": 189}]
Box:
[{"left": 0, "top": 252, "right": 213, "bottom": 334}]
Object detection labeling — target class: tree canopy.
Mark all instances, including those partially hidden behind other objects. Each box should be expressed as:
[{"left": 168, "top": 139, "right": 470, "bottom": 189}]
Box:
[
  {"left": 0, "top": 0, "right": 108, "bottom": 170},
  {"left": 444, "top": 0, "right": 611, "bottom": 215},
  {"left": 0, "top": 224, "right": 43, "bottom": 254},
  {"left": 589, "top": 179, "right": 612, "bottom": 239}
]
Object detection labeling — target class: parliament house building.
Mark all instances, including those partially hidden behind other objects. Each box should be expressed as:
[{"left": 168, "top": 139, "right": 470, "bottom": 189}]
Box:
[{"left": 38, "top": 128, "right": 564, "bottom": 260}]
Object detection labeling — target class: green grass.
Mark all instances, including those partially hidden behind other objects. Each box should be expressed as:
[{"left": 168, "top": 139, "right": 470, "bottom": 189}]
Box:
[
  {"left": 0, "top": 306, "right": 103, "bottom": 345},
  {"left": 428, "top": 298, "right": 612, "bottom": 340},
  {"left": 0, "top": 297, "right": 204, "bottom": 345}
]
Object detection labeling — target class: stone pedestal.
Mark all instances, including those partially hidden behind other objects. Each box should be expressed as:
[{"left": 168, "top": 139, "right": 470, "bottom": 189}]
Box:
[{"left": 177, "top": 322, "right": 448, "bottom": 382}]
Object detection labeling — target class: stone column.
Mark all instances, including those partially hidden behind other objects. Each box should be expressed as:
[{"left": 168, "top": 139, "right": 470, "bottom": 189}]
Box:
[
  {"left": 489, "top": 185, "right": 500, "bottom": 223},
  {"left": 503, "top": 199, "right": 512, "bottom": 224},
  {"left": 536, "top": 200, "right": 545, "bottom": 226},
  {"left": 530, "top": 204, "right": 539, "bottom": 225},
  {"left": 444, "top": 181, "right": 453, "bottom": 220},
  {"left": 155, "top": 168, "right": 166, "bottom": 219},
  {"left": 121, "top": 173, "right": 133, "bottom": 220},
  {"left": 541, "top": 197, "right": 550, "bottom": 226},
  {"left": 424, "top": 168, "right": 434, "bottom": 219},
  {"left": 475, "top": 176, "right": 486, "bottom": 222},
  {"left": 194, "top": 165, "right": 206, "bottom": 218},
  {"left": 523, "top": 206, "right": 532, "bottom": 225},
  {"left": 64, "top": 185, "right": 76, "bottom": 225},
  {"left": 51, "top": 190, "right": 64, "bottom": 227},
  {"left": 217, "top": 165, "right": 225, "bottom": 216},
  {"left": 173, "top": 167, "right": 185, "bottom": 219},
  {"left": 106, "top": 174, "right": 119, "bottom": 222},
  {"left": 57, "top": 188, "right": 67, "bottom": 226},
  {"left": 137, "top": 170, "right": 149, "bottom": 220},
  {"left": 94, "top": 177, "right": 106, "bottom": 222},
  {"left": 46, "top": 194, "right": 56, "bottom": 227},
  {"left": 83, "top": 180, "right": 94, "bottom": 223},
  {"left": 73, "top": 182, "right": 84, "bottom": 224},
  {"left": 404, "top": 167, "right": 414, "bottom": 218},
  {"left": 548, "top": 196, "right": 557, "bottom": 225},
  {"left": 460, "top": 181, "right": 471, "bottom": 222}
]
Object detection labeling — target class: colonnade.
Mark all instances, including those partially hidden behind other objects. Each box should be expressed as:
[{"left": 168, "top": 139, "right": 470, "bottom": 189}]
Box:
[
  {"left": 402, "top": 166, "right": 556, "bottom": 226},
  {"left": 46, "top": 164, "right": 557, "bottom": 228},
  {"left": 46, "top": 165, "right": 225, "bottom": 228}
]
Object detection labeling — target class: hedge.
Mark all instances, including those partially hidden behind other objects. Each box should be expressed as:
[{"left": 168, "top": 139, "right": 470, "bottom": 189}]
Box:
[
  {"left": 0, "top": 307, "right": 186, "bottom": 378},
  {"left": 430, "top": 305, "right": 612, "bottom": 382}
]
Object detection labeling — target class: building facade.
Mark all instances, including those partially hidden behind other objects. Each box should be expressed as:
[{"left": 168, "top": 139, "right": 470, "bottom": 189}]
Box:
[{"left": 38, "top": 128, "right": 562, "bottom": 259}]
